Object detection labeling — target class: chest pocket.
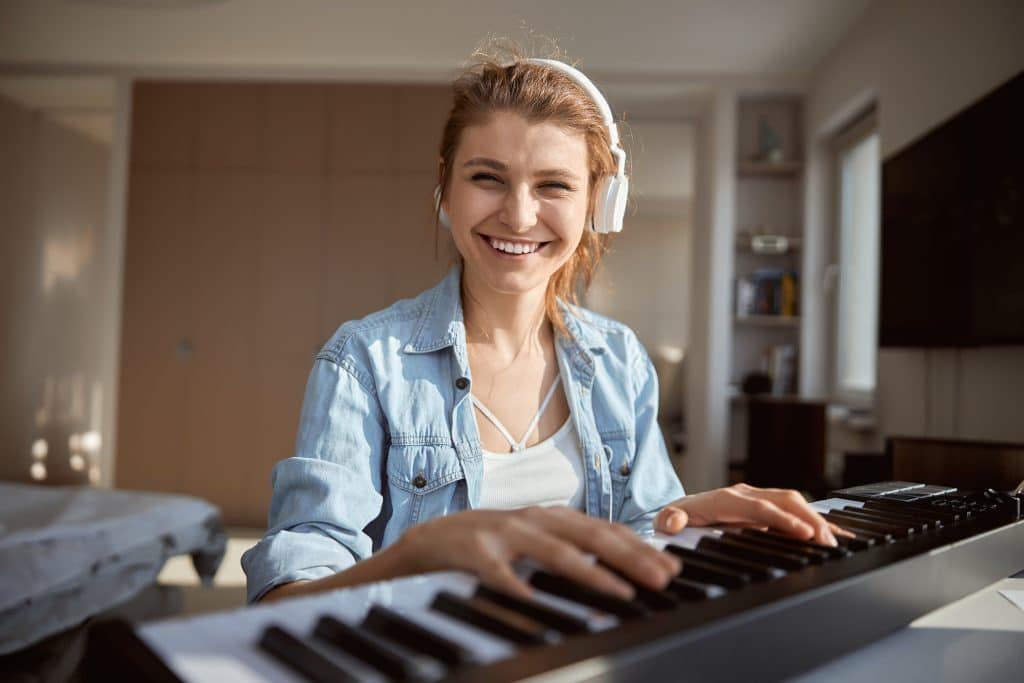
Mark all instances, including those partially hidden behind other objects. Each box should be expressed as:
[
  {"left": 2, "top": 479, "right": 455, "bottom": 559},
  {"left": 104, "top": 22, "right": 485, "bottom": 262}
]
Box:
[
  {"left": 602, "top": 431, "right": 636, "bottom": 520},
  {"left": 387, "top": 442, "right": 467, "bottom": 527}
]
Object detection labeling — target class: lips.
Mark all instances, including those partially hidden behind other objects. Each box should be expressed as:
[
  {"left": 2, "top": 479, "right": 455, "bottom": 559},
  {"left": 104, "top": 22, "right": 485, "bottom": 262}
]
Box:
[{"left": 479, "top": 233, "right": 552, "bottom": 256}]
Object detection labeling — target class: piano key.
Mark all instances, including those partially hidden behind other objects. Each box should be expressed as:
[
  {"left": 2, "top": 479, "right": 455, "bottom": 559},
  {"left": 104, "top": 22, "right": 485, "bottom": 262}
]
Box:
[
  {"left": 856, "top": 502, "right": 941, "bottom": 528},
  {"left": 313, "top": 616, "right": 441, "bottom": 682},
  {"left": 739, "top": 529, "right": 852, "bottom": 560},
  {"left": 722, "top": 530, "right": 829, "bottom": 564},
  {"left": 825, "top": 510, "right": 911, "bottom": 538},
  {"left": 664, "top": 544, "right": 786, "bottom": 581},
  {"left": 669, "top": 553, "right": 751, "bottom": 588},
  {"left": 529, "top": 571, "right": 650, "bottom": 619},
  {"left": 666, "top": 576, "right": 728, "bottom": 601},
  {"left": 362, "top": 605, "right": 477, "bottom": 668},
  {"left": 258, "top": 624, "right": 359, "bottom": 683},
  {"left": 834, "top": 533, "right": 874, "bottom": 551},
  {"left": 697, "top": 537, "right": 808, "bottom": 571},
  {"left": 596, "top": 562, "right": 681, "bottom": 611},
  {"left": 840, "top": 506, "right": 927, "bottom": 533},
  {"left": 430, "top": 591, "right": 559, "bottom": 646},
  {"left": 820, "top": 513, "right": 894, "bottom": 543},
  {"left": 473, "top": 585, "right": 591, "bottom": 635},
  {"left": 865, "top": 499, "right": 958, "bottom": 524}
]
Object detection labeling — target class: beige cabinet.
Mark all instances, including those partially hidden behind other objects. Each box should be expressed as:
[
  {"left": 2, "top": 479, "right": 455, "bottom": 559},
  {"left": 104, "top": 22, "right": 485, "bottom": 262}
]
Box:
[{"left": 118, "top": 82, "right": 450, "bottom": 526}]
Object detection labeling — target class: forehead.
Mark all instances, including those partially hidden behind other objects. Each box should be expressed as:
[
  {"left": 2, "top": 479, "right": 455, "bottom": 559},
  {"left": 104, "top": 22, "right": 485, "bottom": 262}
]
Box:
[{"left": 454, "top": 111, "right": 589, "bottom": 172}]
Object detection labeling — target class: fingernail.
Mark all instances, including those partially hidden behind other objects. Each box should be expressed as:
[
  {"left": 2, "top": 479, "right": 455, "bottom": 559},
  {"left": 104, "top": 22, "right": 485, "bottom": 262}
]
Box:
[{"left": 825, "top": 530, "right": 838, "bottom": 547}]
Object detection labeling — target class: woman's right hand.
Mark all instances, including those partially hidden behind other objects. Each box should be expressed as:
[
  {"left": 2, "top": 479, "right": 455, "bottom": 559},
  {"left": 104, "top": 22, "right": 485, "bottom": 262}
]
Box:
[{"left": 395, "top": 506, "right": 681, "bottom": 600}]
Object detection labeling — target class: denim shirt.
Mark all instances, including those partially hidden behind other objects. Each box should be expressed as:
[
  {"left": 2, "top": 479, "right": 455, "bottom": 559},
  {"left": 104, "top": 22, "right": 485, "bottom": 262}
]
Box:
[{"left": 242, "top": 266, "right": 685, "bottom": 603}]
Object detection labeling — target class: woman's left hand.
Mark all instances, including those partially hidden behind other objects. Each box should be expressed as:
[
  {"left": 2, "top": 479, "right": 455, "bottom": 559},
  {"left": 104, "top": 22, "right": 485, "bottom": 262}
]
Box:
[{"left": 654, "top": 483, "right": 842, "bottom": 547}]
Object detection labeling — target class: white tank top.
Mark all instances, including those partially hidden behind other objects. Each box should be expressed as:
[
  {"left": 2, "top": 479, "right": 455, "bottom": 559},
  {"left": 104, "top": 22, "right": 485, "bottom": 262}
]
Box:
[{"left": 473, "top": 374, "right": 586, "bottom": 511}]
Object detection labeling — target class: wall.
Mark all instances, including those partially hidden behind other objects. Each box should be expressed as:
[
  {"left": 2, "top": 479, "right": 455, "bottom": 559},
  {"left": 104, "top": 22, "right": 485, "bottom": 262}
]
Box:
[
  {"left": 0, "top": 94, "right": 114, "bottom": 484},
  {"left": 804, "top": 0, "right": 1024, "bottom": 446}
]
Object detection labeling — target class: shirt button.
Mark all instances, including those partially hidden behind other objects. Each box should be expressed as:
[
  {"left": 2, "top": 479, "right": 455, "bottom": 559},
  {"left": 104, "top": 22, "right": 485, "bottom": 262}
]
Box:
[
  {"left": 455, "top": 377, "right": 470, "bottom": 390},
  {"left": 619, "top": 463, "right": 631, "bottom": 476},
  {"left": 413, "top": 473, "right": 427, "bottom": 489}
]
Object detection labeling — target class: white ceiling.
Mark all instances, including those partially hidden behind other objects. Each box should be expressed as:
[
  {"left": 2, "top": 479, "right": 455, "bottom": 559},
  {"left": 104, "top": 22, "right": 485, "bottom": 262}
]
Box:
[
  {"left": 0, "top": 0, "right": 871, "bottom": 79},
  {"left": 0, "top": 0, "right": 874, "bottom": 146}
]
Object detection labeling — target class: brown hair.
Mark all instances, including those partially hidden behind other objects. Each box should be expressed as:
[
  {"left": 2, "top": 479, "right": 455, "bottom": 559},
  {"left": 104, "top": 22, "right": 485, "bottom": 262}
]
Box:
[{"left": 436, "top": 42, "right": 619, "bottom": 341}]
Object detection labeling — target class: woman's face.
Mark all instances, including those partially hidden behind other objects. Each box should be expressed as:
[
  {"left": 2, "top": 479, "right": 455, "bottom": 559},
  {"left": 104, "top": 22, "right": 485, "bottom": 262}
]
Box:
[{"left": 443, "top": 111, "right": 590, "bottom": 299}]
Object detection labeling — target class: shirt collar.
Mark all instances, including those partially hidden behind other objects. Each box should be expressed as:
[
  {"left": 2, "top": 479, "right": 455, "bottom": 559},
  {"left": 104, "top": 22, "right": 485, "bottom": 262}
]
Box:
[{"left": 403, "top": 264, "right": 606, "bottom": 363}]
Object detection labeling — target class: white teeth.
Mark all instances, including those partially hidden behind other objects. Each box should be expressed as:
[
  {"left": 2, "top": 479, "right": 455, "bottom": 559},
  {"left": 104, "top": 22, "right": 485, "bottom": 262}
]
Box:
[{"left": 488, "top": 237, "right": 540, "bottom": 255}]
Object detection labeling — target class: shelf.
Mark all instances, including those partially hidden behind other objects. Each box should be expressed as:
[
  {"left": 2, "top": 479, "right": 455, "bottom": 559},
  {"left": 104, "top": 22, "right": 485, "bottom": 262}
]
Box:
[
  {"left": 734, "top": 315, "right": 800, "bottom": 328},
  {"left": 738, "top": 160, "right": 803, "bottom": 176}
]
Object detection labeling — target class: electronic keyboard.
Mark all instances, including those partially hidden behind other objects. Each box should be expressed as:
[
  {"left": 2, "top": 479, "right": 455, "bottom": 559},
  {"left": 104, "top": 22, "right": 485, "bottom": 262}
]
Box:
[{"left": 84, "top": 482, "right": 1024, "bottom": 682}]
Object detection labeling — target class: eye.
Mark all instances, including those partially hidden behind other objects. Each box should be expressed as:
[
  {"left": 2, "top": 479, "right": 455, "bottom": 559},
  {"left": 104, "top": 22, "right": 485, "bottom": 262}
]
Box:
[
  {"left": 471, "top": 172, "right": 502, "bottom": 184},
  {"left": 540, "top": 181, "right": 575, "bottom": 193}
]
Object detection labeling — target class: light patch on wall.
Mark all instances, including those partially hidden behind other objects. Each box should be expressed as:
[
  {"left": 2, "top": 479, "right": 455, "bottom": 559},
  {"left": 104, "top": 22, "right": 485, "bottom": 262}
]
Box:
[{"left": 42, "top": 230, "right": 96, "bottom": 294}]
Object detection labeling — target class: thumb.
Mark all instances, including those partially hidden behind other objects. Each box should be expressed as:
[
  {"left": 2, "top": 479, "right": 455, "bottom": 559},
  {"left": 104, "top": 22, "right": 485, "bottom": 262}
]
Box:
[{"left": 655, "top": 506, "right": 689, "bottom": 534}]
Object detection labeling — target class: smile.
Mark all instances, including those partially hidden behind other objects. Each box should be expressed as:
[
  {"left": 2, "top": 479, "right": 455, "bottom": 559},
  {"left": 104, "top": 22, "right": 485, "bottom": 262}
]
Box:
[{"left": 481, "top": 234, "right": 551, "bottom": 256}]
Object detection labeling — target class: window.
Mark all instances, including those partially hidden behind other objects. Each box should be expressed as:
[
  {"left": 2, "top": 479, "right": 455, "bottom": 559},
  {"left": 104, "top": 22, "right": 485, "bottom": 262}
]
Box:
[{"left": 830, "top": 113, "right": 879, "bottom": 404}]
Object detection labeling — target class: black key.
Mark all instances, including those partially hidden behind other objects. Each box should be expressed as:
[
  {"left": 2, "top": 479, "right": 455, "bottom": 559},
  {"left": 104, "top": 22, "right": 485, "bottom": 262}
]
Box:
[
  {"left": 841, "top": 506, "right": 927, "bottom": 533},
  {"left": 363, "top": 605, "right": 476, "bottom": 668},
  {"left": 666, "top": 576, "right": 728, "bottom": 601},
  {"left": 529, "top": 571, "right": 650, "bottom": 619},
  {"left": 697, "top": 536, "right": 808, "bottom": 571},
  {"left": 431, "top": 591, "right": 557, "bottom": 646},
  {"left": 723, "top": 530, "right": 829, "bottom": 564},
  {"left": 665, "top": 544, "right": 786, "bottom": 581},
  {"left": 313, "top": 616, "right": 439, "bottom": 682},
  {"left": 867, "top": 499, "right": 958, "bottom": 524},
  {"left": 820, "top": 513, "right": 894, "bottom": 543},
  {"left": 475, "top": 585, "right": 590, "bottom": 635},
  {"left": 834, "top": 534, "right": 874, "bottom": 552},
  {"left": 860, "top": 501, "right": 943, "bottom": 527},
  {"left": 258, "top": 624, "right": 359, "bottom": 683},
  {"left": 826, "top": 510, "right": 910, "bottom": 539},
  {"left": 597, "top": 562, "right": 680, "bottom": 611},
  {"left": 739, "top": 529, "right": 852, "bottom": 560},
  {"left": 667, "top": 551, "right": 751, "bottom": 588}
]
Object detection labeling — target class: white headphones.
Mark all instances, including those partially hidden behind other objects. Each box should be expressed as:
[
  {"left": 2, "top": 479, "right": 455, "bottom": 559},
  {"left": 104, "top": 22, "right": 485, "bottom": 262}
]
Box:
[{"left": 435, "top": 58, "right": 629, "bottom": 234}]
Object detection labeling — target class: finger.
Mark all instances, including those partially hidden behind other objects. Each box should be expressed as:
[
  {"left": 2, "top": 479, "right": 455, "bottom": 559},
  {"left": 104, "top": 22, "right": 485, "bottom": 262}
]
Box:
[
  {"left": 522, "top": 507, "right": 679, "bottom": 590},
  {"left": 655, "top": 506, "right": 689, "bottom": 534},
  {"left": 741, "top": 497, "right": 816, "bottom": 540},
  {"left": 501, "top": 521, "right": 636, "bottom": 599},
  {"left": 471, "top": 551, "right": 536, "bottom": 600},
  {"left": 758, "top": 489, "right": 837, "bottom": 547},
  {"left": 829, "top": 521, "right": 857, "bottom": 538}
]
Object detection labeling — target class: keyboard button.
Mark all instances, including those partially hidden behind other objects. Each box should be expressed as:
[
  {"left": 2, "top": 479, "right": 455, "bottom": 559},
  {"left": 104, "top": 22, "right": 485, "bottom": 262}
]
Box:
[
  {"left": 820, "top": 513, "right": 894, "bottom": 543},
  {"left": 363, "top": 605, "right": 477, "bottom": 667},
  {"left": 666, "top": 576, "right": 728, "bottom": 601},
  {"left": 739, "top": 529, "right": 852, "bottom": 560},
  {"left": 430, "top": 591, "right": 558, "bottom": 646},
  {"left": 529, "top": 571, "right": 650, "bottom": 619},
  {"left": 723, "top": 530, "right": 829, "bottom": 564},
  {"left": 842, "top": 506, "right": 927, "bottom": 533},
  {"left": 258, "top": 624, "right": 359, "bottom": 683},
  {"left": 313, "top": 616, "right": 441, "bottom": 682},
  {"left": 697, "top": 537, "right": 808, "bottom": 571},
  {"left": 474, "top": 585, "right": 590, "bottom": 635},
  {"left": 665, "top": 544, "right": 785, "bottom": 581},
  {"left": 826, "top": 510, "right": 910, "bottom": 538}
]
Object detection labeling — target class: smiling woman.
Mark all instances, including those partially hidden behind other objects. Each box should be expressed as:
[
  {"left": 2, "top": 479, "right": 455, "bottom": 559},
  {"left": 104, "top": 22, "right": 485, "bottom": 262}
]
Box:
[{"left": 241, "top": 41, "right": 840, "bottom": 607}]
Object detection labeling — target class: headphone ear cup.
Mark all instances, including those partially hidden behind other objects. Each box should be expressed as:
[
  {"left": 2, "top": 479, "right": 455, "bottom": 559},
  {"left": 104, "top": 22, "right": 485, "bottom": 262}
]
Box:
[
  {"left": 591, "top": 175, "right": 628, "bottom": 233},
  {"left": 433, "top": 186, "right": 451, "bottom": 231}
]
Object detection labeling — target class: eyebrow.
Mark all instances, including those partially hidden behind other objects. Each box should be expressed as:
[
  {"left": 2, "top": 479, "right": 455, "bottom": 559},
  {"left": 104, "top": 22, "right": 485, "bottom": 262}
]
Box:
[{"left": 463, "top": 157, "right": 583, "bottom": 182}]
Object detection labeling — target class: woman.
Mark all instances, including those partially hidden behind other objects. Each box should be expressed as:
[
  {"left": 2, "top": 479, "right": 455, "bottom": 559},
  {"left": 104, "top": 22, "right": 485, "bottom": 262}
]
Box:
[{"left": 242, "top": 49, "right": 838, "bottom": 605}]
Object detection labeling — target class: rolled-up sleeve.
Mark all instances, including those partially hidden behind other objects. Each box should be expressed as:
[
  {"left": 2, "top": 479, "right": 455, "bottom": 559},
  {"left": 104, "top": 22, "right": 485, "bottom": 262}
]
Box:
[
  {"left": 241, "top": 354, "right": 387, "bottom": 603},
  {"left": 616, "top": 338, "right": 685, "bottom": 535}
]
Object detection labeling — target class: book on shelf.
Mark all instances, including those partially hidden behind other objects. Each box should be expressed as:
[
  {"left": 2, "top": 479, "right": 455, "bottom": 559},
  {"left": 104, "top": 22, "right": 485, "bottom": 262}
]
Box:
[{"left": 735, "top": 268, "right": 799, "bottom": 317}]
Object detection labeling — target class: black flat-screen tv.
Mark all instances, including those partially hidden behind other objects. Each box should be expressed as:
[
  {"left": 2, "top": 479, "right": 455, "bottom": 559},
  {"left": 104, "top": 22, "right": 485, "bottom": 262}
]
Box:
[{"left": 880, "top": 70, "right": 1023, "bottom": 348}]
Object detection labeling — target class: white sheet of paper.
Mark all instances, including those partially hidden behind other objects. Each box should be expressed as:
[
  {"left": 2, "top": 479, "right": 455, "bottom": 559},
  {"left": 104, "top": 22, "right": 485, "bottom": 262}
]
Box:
[{"left": 997, "top": 589, "right": 1024, "bottom": 611}]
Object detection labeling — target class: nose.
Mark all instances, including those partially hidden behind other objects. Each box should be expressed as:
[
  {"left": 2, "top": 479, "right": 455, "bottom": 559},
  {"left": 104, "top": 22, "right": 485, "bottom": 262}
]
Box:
[{"left": 499, "top": 184, "right": 539, "bottom": 233}]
